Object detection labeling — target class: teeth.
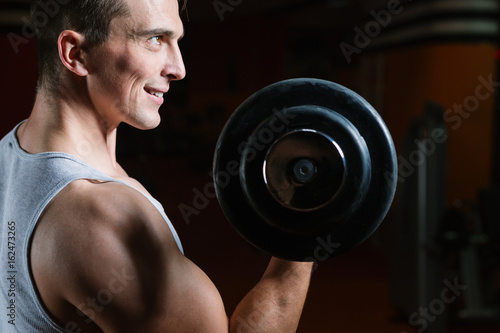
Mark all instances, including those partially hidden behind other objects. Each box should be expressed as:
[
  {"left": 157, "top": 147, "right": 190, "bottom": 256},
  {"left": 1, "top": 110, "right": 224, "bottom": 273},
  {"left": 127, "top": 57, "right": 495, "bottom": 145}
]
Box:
[{"left": 146, "top": 89, "right": 163, "bottom": 98}]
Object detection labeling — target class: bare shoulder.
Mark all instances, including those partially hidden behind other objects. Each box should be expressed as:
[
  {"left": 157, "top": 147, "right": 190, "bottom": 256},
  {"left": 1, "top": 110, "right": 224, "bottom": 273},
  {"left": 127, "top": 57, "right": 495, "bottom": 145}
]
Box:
[
  {"left": 33, "top": 179, "right": 176, "bottom": 261},
  {"left": 31, "top": 179, "right": 228, "bottom": 333},
  {"left": 70, "top": 179, "right": 160, "bottom": 238}
]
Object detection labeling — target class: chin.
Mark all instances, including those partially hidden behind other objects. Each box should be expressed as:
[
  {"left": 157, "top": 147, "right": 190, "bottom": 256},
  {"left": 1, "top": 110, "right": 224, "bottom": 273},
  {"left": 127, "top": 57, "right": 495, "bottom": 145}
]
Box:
[
  {"left": 128, "top": 114, "right": 162, "bottom": 130},
  {"left": 138, "top": 120, "right": 161, "bottom": 131}
]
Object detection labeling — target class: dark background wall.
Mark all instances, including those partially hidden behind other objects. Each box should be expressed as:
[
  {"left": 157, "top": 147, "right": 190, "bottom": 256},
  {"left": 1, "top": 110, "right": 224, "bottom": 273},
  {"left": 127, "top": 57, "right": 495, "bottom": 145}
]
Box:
[{"left": 1, "top": 0, "right": 499, "bottom": 332}]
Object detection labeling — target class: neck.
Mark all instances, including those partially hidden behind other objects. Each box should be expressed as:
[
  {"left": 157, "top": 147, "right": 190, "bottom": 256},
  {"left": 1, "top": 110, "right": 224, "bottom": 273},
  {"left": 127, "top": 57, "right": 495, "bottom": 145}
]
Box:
[{"left": 18, "top": 88, "right": 123, "bottom": 177}]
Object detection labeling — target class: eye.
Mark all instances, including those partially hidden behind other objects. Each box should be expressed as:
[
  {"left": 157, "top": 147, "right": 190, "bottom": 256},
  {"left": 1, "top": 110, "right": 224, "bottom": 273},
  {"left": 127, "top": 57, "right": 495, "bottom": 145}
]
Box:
[{"left": 149, "top": 36, "right": 162, "bottom": 45}]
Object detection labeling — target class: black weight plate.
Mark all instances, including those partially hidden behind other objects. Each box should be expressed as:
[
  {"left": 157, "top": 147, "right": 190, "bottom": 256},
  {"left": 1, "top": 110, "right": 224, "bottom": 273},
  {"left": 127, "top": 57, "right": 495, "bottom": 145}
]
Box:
[
  {"left": 239, "top": 105, "right": 372, "bottom": 234},
  {"left": 213, "top": 78, "right": 397, "bottom": 261}
]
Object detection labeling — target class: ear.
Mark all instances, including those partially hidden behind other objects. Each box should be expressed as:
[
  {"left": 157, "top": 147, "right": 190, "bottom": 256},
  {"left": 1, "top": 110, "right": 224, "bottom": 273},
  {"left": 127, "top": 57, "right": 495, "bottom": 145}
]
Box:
[{"left": 58, "top": 30, "right": 89, "bottom": 77}]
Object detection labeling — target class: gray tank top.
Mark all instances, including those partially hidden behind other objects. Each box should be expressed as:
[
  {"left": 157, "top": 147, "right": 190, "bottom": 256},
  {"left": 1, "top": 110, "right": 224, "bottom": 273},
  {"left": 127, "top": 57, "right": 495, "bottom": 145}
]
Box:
[{"left": 0, "top": 122, "right": 183, "bottom": 332}]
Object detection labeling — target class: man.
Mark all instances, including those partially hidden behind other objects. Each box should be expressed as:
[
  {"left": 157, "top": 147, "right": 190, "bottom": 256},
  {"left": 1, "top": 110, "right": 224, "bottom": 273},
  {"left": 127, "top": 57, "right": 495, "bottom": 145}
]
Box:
[{"left": 0, "top": 0, "right": 313, "bottom": 332}]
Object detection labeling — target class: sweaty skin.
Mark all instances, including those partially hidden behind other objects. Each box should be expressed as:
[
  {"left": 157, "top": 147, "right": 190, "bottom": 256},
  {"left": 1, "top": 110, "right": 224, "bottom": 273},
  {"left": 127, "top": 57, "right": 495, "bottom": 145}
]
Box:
[{"left": 19, "top": 0, "right": 313, "bottom": 332}]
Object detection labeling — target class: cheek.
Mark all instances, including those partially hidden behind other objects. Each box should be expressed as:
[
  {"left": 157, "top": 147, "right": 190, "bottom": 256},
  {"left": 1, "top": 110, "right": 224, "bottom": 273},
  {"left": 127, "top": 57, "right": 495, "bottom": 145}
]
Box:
[
  {"left": 110, "top": 53, "right": 153, "bottom": 93},
  {"left": 88, "top": 46, "right": 155, "bottom": 106},
  {"left": 95, "top": 62, "right": 142, "bottom": 98}
]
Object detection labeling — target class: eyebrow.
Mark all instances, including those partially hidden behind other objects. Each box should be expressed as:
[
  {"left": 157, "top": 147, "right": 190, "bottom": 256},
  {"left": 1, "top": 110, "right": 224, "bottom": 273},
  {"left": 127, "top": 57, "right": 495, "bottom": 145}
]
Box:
[{"left": 135, "top": 28, "right": 185, "bottom": 41}]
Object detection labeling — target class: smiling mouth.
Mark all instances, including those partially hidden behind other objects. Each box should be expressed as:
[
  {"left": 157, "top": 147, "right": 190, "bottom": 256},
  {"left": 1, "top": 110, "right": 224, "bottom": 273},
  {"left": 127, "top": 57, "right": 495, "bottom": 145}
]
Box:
[{"left": 144, "top": 88, "right": 164, "bottom": 98}]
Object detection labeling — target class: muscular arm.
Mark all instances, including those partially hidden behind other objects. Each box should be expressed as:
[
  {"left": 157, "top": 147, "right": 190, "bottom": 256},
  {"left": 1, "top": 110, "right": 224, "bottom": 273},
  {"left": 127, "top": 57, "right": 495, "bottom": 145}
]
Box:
[
  {"left": 31, "top": 180, "right": 311, "bottom": 333},
  {"left": 230, "top": 258, "right": 313, "bottom": 333}
]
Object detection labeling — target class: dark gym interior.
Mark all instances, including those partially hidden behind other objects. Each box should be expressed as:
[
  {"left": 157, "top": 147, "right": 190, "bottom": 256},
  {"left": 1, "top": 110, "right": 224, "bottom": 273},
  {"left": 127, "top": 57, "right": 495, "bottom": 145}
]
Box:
[{"left": 1, "top": 0, "right": 499, "bottom": 332}]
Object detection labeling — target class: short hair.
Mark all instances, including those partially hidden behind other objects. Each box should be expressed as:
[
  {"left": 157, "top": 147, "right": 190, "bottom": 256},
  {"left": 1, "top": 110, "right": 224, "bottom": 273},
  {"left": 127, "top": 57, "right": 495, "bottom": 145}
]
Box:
[{"left": 31, "top": 0, "right": 187, "bottom": 94}]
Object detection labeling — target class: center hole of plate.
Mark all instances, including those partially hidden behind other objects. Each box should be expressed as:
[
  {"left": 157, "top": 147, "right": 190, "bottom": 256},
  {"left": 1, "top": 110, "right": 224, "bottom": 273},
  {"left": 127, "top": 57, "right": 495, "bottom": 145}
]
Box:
[
  {"left": 292, "top": 159, "right": 316, "bottom": 184},
  {"left": 263, "top": 129, "right": 346, "bottom": 212}
]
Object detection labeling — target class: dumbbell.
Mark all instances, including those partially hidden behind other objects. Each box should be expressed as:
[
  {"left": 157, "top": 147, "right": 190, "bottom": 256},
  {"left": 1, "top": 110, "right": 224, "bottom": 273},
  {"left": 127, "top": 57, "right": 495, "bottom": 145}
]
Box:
[{"left": 213, "top": 78, "right": 397, "bottom": 261}]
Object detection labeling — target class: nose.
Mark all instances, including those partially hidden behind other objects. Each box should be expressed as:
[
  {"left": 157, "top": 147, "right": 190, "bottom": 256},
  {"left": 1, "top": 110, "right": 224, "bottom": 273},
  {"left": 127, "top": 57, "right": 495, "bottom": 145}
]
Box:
[{"left": 162, "top": 43, "right": 186, "bottom": 81}]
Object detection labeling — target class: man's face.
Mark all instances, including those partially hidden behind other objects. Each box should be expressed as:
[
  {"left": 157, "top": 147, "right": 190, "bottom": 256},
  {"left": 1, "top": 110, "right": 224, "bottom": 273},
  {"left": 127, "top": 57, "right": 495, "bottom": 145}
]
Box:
[{"left": 85, "top": 0, "right": 186, "bottom": 130}]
